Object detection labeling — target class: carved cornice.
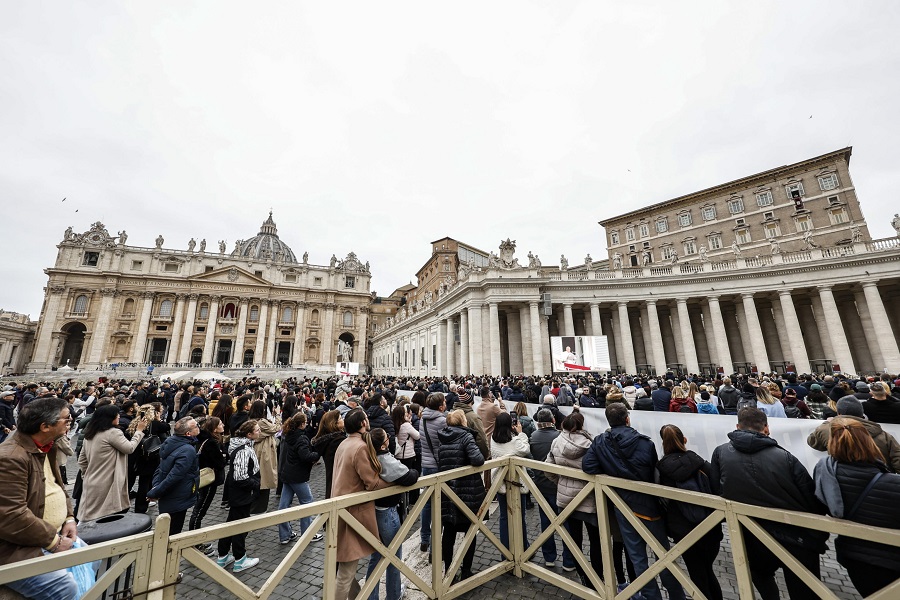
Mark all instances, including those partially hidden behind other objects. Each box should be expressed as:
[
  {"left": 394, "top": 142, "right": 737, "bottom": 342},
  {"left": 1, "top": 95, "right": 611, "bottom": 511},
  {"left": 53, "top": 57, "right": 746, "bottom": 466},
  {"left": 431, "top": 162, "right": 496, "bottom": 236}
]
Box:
[{"left": 100, "top": 289, "right": 118, "bottom": 297}]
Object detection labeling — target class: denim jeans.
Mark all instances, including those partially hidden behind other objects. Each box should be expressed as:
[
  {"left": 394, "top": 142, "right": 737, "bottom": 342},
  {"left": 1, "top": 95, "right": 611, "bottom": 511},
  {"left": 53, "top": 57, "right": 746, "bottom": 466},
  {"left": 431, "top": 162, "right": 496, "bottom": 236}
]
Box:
[
  {"left": 419, "top": 466, "right": 437, "bottom": 548},
  {"left": 6, "top": 566, "right": 78, "bottom": 600},
  {"left": 537, "top": 488, "right": 574, "bottom": 566},
  {"left": 366, "top": 506, "right": 402, "bottom": 600},
  {"left": 614, "top": 509, "right": 685, "bottom": 600},
  {"left": 497, "top": 493, "right": 529, "bottom": 552},
  {"left": 278, "top": 481, "right": 315, "bottom": 542}
]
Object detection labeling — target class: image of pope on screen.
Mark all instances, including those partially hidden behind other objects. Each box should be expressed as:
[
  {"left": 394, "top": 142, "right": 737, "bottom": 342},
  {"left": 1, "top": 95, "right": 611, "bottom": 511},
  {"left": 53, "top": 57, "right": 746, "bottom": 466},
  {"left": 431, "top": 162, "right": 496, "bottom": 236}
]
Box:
[{"left": 551, "top": 335, "right": 611, "bottom": 372}]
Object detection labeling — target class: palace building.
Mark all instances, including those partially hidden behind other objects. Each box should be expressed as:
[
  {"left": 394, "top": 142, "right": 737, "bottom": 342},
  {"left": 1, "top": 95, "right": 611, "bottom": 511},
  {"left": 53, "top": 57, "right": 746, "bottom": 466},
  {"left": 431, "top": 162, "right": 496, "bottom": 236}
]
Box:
[
  {"left": 27, "top": 213, "right": 372, "bottom": 371},
  {"left": 372, "top": 149, "right": 900, "bottom": 378}
]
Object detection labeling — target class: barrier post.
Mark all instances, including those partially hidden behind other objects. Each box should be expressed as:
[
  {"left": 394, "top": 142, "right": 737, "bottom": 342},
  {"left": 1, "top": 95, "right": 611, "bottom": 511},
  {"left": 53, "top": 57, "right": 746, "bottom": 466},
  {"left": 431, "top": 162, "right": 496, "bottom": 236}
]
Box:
[{"left": 145, "top": 514, "right": 171, "bottom": 600}]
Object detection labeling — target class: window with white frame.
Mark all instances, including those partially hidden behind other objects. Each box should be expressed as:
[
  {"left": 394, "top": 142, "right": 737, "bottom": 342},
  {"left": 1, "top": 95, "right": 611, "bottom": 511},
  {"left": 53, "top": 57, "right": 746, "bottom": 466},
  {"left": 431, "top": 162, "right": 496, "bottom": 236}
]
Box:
[
  {"left": 785, "top": 182, "right": 805, "bottom": 197},
  {"left": 345, "top": 276, "right": 356, "bottom": 289},
  {"left": 764, "top": 223, "right": 780, "bottom": 238},
  {"left": 795, "top": 215, "right": 812, "bottom": 232},
  {"left": 829, "top": 207, "right": 848, "bottom": 225},
  {"left": 827, "top": 195, "right": 840, "bottom": 205},
  {"left": 678, "top": 212, "right": 692, "bottom": 227},
  {"left": 728, "top": 198, "right": 744, "bottom": 214},
  {"left": 683, "top": 240, "right": 697, "bottom": 255},
  {"left": 656, "top": 218, "right": 668, "bottom": 233},
  {"left": 818, "top": 173, "right": 838, "bottom": 191},
  {"left": 736, "top": 229, "right": 751, "bottom": 244},
  {"left": 639, "top": 224, "right": 650, "bottom": 238},
  {"left": 763, "top": 211, "right": 775, "bottom": 220},
  {"left": 756, "top": 191, "right": 774, "bottom": 207},
  {"left": 610, "top": 231, "right": 620, "bottom": 245},
  {"left": 661, "top": 246, "right": 675, "bottom": 260},
  {"left": 708, "top": 234, "right": 722, "bottom": 250},
  {"left": 701, "top": 205, "right": 717, "bottom": 221},
  {"left": 625, "top": 227, "right": 635, "bottom": 242}
]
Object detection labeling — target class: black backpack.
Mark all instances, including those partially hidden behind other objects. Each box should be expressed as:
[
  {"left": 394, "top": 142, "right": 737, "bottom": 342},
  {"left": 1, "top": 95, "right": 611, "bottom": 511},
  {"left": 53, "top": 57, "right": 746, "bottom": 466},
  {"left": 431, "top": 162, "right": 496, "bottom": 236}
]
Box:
[
  {"left": 718, "top": 387, "right": 740, "bottom": 412},
  {"left": 783, "top": 402, "right": 802, "bottom": 418},
  {"left": 736, "top": 393, "right": 756, "bottom": 413}
]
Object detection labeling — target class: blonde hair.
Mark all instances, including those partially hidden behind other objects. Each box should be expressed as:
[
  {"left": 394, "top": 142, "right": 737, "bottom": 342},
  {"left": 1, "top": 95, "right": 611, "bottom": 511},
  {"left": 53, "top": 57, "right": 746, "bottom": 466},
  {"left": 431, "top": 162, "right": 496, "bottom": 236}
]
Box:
[
  {"left": 446, "top": 409, "right": 467, "bottom": 427},
  {"left": 127, "top": 405, "right": 155, "bottom": 435}
]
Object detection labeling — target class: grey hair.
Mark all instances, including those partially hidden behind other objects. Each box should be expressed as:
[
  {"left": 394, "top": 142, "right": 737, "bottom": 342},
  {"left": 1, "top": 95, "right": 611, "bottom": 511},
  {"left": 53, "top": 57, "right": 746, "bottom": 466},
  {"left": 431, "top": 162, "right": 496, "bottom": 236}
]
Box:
[
  {"left": 17, "top": 397, "right": 68, "bottom": 435},
  {"left": 174, "top": 416, "right": 196, "bottom": 435}
]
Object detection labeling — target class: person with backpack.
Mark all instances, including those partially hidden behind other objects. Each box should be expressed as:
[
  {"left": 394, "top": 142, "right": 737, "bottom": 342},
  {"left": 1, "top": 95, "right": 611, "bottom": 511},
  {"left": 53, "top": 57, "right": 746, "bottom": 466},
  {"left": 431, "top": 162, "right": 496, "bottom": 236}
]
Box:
[
  {"left": 668, "top": 387, "right": 697, "bottom": 413},
  {"left": 216, "top": 419, "right": 262, "bottom": 573},
  {"left": 716, "top": 377, "right": 741, "bottom": 415},
  {"left": 656, "top": 425, "right": 723, "bottom": 600},
  {"left": 780, "top": 387, "right": 811, "bottom": 418},
  {"left": 754, "top": 386, "right": 787, "bottom": 418}
]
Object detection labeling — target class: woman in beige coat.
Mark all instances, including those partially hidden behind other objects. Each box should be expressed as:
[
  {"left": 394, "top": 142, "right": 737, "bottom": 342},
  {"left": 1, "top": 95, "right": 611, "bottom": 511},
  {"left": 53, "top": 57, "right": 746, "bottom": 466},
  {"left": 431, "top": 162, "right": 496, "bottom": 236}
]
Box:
[
  {"left": 247, "top": 400, "right": 280, "bottom": 513},
  {"left": 77, "top": 404, "right": 146, "bottom": 521}
]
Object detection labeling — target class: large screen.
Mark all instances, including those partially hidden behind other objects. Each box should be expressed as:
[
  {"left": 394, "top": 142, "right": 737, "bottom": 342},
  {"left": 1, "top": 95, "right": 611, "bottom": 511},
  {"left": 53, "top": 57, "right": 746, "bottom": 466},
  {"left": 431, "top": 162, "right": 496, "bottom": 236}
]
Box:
[
  {"left": 335, "top": 362, "right": 360, "bottom": 376},
  {"left": 550, "top": 336, "right": 611, "bottom": 372}
]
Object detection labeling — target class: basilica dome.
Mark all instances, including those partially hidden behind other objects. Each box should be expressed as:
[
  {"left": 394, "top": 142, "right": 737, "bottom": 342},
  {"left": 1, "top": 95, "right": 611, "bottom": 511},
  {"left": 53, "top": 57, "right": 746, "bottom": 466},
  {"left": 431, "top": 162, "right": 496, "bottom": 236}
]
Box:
[{"left": 232, "top": 212, "right": 299, "bottom": 263}]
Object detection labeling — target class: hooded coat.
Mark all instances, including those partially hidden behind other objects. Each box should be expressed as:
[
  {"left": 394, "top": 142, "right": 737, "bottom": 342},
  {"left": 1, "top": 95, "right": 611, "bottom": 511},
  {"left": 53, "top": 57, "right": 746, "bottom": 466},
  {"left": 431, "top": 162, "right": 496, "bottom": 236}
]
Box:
[
  {"left": 656, "top": 450, "right": 721, "bottom": 541},
  {"left": 807, "top": 416, "right": 900, "bottom": 472},
  {"left": 279, "top": 428, "right": 320, "bottom": 484},
  {"left": 437, "top": 425, "right": 486, "bottom": 527},
  {"left": 312, "top": 431, "right": 345, "bottom": 499},
  {"left": 546, "top": 430, "right": 595, "bottom": 513},
  {"left": 419, "top": 406, "right": 447, "bottom": 470},
  {"left": 582, "top": 425, "right": 661, "bottom": 519},
  {"left": 710, "top": 429, "right": 828, "bottom": 553}
]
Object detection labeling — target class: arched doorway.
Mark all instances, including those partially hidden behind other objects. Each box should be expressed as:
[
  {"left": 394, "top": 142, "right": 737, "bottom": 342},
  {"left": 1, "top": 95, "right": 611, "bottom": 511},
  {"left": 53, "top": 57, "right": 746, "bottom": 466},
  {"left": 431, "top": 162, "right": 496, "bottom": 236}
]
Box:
[
  {"left": 190, "top": 348, "right": 202, "bottom": 365},
  {"left": 60, "top": 322, "right": 87, "bottom": 367},
  {"left": 337, "top": 332, "right": 355, "bottom": 363}
]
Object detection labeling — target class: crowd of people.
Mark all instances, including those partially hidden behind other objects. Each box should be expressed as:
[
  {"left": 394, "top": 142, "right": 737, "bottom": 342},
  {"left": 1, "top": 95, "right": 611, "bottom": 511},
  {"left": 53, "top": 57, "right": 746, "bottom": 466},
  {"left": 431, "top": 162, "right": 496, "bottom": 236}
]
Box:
[{"left": 1, "top": 368, "right": 900, "bottom": 600}]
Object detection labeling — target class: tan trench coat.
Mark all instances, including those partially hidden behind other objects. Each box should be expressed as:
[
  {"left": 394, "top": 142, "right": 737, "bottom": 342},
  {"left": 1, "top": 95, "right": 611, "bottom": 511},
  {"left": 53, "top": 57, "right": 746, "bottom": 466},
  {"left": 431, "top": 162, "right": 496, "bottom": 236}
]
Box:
[
  {"left": 77, "top": 427, "right": 144, "bottom": 522},
  {"left": 254, "top": 418, "right": 280, "bottom": 490},
  {"left": 331, "top": 433, "right": 389, "bottom": 563}
]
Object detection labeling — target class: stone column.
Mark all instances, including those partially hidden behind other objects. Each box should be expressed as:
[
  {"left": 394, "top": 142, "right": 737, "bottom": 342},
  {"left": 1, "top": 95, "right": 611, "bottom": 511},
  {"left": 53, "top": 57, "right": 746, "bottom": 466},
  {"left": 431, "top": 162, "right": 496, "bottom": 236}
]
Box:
[
  {"left": 809, "top": 295, "right": 835, "bottom": 360},
  {"left": 30, "top": 286, "right": 67, "bottom": 369},
  {"left": 700, "top": 302, "right": 719, "bottom": 367},
  {"left": 459, "top": 309, "right": 470, "bottom": 375},
  {"left": 741, "top": 293, "right": 770, "bottom": 371},
  {"left": 488, "top": 302, "right": 502, "bottom": 375},
  {"left": 658, "top": 307, "right": 677, "bottom": 367},
  {"left": 540, "top": 310, "right": 551, "bottom": 373},
  {"left": 201, "top": 295, "right": 221, "bottom": 364},
  {"left": 86, "top": 289, "right": 118, "bottom": 365},
  {"left": 436, "top": 317, "right": 444, "bottom": 375},
  {"left": 129, "top": 292, "right": 156, "bottom": 363},
  {"left": 853, "top": 290, "right": 882, "bottom": 371},
  {"left": 617, "top": 302, "right": 637, "bottom": 374},
  {"left": 734, "top": 301, "right": 754, "bottom": 365},
  {"left": 770, "top": 298, "right": 790, "bottom": 363},
  {"left": 777, "top": 291, "right": 811, "bottom": 374},
  {"left": 707, "top": 296, "right": 734, "bottom": 373},
  {"left": 644, "top": 300, "right": 668, "bottom": 375},
  {"left": 529, "top": 301, "right": 544, "bottom": 374},
  {"left": 167, "top": 294, "right": 187, "bottom": 364},
  {"left": 254, "top": 301, "right": 269, "bottom": 364},
  {"left": 837, "top": 296, "right": 873, "bottom": 374},
  {"left": 469, "top": 305, "right": 484, "bottom": 375},
  {"left": 507, "top": 308, "right": 523, "bottom": 375},
  {"left": 322, "top": 302, "right": 336, "bottom": 365},
  {"left": 689, "top": 306, "right": 711, "bottom": 366},
  {"left": 266, "top": 301, "right": 281, "bottom": 364},
  {"left": 861, "top": 282, "right": 900, "bottom": 371},
  {"left": 290, "top": 302, "right": 306, "bottom": 365},
  {"left": 669, "top": 306, "right": 685, "bottom": 365},
  {"left": 445, "top": 317, "right": 455, "bottom": 375},
  {"left": 676, "top": 299, "right": 700, "bottom": 374},
  {"left": 519, "top": 305, "right": 533, "bottom": 375},
  {"left": 178, "top": 294, "right": 199, "bottom": 362},
  {"left": 589, "top": 303, "right": 602, "bottom": 336},
  {"left": 561, "top": 302, "right": 575, "bottom": 336},
  {"left": 818, "top": 286, "right": 856, "bottom": 374},
  {"left": 758, "top": 302, "right": 784, "bottom": 363},
  {"left": 235, "top": 299, "right": 250, "bottom": 365}
]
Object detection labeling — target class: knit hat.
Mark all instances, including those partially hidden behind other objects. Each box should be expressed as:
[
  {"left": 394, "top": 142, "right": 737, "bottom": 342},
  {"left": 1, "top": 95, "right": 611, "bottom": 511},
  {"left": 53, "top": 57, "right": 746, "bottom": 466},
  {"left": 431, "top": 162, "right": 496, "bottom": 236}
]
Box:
[
  {"left": 836, "top": 396, "right": 865, "bottom": 418},
  {"left": 855, "top": 381, "right": 870, "bottom": 392},
  {"left": 700, "top": 391, "right": 710, "bottom": 401},
  {"left": 783, "top": 388, "right": 797, "bottom": 397}
]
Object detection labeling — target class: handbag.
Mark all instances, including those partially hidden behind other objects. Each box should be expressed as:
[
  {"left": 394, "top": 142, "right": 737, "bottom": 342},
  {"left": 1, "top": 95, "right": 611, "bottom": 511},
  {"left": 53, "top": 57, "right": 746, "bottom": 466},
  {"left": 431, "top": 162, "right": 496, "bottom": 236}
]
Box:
[
  {"left": 199, "top": 467, "right": 215, "bottom": 488},
  {"left": 142, "top": 434, "right": 162, "bottom": 456}
]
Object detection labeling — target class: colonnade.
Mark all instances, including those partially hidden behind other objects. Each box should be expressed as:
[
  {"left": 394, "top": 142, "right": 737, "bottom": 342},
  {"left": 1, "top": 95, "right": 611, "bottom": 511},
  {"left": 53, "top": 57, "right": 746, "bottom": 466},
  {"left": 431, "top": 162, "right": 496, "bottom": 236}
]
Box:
[{"left": 375, "top": 279, "right": 900, "bottom": 377}]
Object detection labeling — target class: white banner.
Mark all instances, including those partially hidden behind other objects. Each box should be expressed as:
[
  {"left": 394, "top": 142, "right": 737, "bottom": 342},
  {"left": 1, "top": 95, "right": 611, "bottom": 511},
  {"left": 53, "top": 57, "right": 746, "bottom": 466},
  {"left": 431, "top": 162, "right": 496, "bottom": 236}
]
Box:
[{"left": 477, "top": 400, "right": 900, "bottom": 475}]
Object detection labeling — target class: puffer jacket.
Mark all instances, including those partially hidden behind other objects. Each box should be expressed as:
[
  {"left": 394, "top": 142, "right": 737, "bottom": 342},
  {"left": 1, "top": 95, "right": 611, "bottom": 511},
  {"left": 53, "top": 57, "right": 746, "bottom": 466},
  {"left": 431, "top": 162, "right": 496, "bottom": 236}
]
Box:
[
  {"left": 546, "top": 430, "right": 595, "bottom": 513},
  {"left": 366, "top": 404, "right": 396, "bottom": 453},
  {"left": 656, "top": 450, "right": 722, "bottom": 542},
  {"left": 420, "top": 407, "right": 447, "bottom": 470},
  {"left": 710, "top": 429, "right": 828, "bottom": 553},
  {"left": 438, "top": 425, "right": 486, "bottom": 526},
  {"left": 582, "top": 426, "right": 660, "bottom": 519},
  {"left": 148, "top": 435, "right": 199, "bottom": 514},
  {"left": 490, "top": 432, "right": 530, "bottom": 494},
  {"left": 816, "top": 460, "right": 900, "bottom": 569},
  {"left": 279, "top": 428, "right": 320, "bottom": 484},
  {"left": 807, "top": 416, "right": 900, "bottom": 472}
]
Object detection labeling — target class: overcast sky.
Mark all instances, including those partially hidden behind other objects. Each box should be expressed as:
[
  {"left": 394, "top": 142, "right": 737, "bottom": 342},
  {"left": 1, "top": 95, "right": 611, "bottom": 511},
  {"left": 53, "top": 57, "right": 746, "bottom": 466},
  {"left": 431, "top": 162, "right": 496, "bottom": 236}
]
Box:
[{"left": 3, "top": 1, "right": 900, "bottom": 318}]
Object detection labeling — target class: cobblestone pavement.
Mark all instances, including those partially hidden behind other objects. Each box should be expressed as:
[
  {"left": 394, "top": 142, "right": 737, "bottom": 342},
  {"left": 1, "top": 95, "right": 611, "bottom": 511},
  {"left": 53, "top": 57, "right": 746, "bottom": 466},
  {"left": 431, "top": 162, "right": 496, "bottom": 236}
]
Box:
[{"left": 67, "top": 457, "right": 863, "bottom": 599}]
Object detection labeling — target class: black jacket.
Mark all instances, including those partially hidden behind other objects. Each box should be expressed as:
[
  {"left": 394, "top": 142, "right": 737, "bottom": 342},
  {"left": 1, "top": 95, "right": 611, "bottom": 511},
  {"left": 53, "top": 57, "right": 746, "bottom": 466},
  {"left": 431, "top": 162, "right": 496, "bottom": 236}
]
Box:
[
  {"left": 710, "top": 429, "right": 828, "bottom": 553},
  {"left": 366, "top": 404, "right": 396, "bottom": 453},
  {"left": 437, "top": 425, "right": 486, "bottom": 527},
  {"left": 0, "top": 400, "right": 16, "bottom": 430},
  {"left": 229, "top": 410, "right": 250, "bottom": 434},
  {"left": 529, "top": 427, "right": 561, "bottom": 496},
  {"left": 582, "top": 425, "right": 662, "bottom": 519},
  {"left": 656, "top": 450, "right": 722, "bottom": 542},
  {"left": 279, "top": 429, "right": 320, "bottom": 484},
  {"left": 196, "top": 430, "right": 226, "bottom": 483},
  {"left": 312, "top": 431, "right": 345, "bottom": 499},
  {"left": 831, "top": 461, "right": 900, "bottom": 569}
]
